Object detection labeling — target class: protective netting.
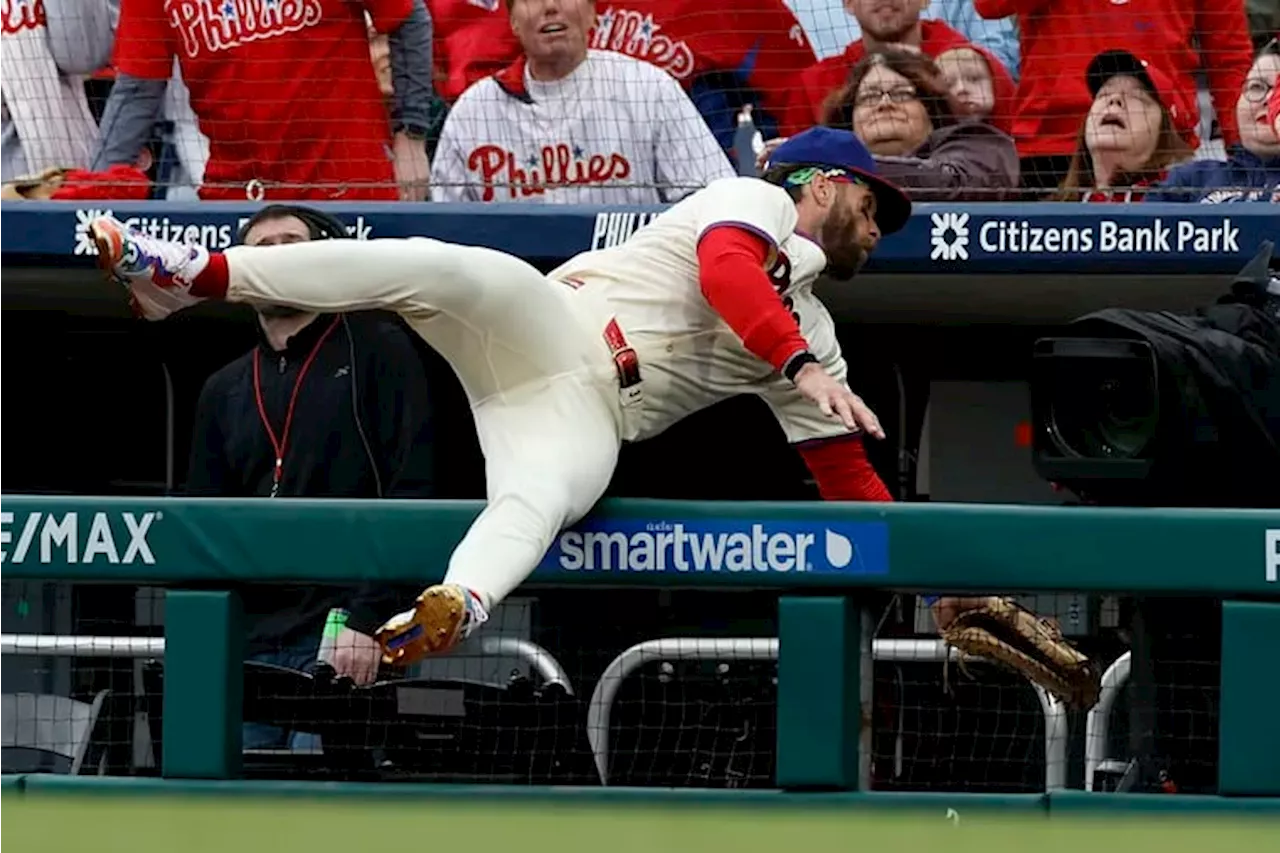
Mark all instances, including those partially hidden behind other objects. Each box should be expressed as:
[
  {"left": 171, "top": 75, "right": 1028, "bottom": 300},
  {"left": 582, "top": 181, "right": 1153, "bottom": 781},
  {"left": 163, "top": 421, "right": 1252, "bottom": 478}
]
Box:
[
  {"left": 1, "top": 582, "right": 1221, "bottom": 794},
  {"left": 1, "top": 2, "right": 1275, "bottom": 203}
]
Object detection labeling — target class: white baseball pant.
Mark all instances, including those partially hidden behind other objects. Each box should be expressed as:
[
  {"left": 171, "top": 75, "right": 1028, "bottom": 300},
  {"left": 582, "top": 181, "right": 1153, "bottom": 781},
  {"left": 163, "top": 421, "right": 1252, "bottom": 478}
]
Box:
[{"left": 222, "top": 237, "right": 626, "bottom": 609}]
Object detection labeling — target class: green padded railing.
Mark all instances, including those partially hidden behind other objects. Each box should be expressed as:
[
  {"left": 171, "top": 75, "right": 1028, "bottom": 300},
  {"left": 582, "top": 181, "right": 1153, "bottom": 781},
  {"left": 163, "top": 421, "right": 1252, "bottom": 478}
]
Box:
[{"left": 2, "top": 495, "right": 1277, "bottom": 799}]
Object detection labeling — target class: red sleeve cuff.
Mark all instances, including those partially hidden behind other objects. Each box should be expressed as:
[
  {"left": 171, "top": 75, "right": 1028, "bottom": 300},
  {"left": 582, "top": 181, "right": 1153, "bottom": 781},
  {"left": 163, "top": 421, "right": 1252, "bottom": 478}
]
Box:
[{"left": 798, "top": 435, "right": 894, "bottom": 502}]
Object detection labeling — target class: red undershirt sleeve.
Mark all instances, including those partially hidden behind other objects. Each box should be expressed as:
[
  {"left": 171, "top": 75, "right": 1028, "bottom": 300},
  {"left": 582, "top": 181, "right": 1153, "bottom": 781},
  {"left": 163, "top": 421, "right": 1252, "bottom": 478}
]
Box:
[
  {"left": 797, "top": 435, "right": 894, "bottom": 502},
  {"left": 696, "top": 224, "right": 811, "bottom": 374}
]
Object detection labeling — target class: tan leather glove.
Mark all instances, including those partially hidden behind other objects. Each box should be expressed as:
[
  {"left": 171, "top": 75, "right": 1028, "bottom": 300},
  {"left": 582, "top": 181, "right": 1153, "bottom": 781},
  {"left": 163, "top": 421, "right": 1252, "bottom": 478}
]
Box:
[{"left": 2, "top": 166, "right": 70, "bottom": 200}]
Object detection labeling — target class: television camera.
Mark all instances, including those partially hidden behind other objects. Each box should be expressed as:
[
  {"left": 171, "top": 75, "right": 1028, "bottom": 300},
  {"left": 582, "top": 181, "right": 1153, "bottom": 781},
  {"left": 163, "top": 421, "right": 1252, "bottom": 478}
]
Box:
[{"left": 1031, "top": 240, "right": 1280, "bottom": 508}]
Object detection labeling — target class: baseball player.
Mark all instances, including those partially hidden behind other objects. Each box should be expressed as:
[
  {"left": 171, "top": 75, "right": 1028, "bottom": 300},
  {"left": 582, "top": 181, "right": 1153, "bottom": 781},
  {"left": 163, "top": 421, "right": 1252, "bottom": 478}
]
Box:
[{"left": 91, "top": 126, "right": 910, "bottom": 667}]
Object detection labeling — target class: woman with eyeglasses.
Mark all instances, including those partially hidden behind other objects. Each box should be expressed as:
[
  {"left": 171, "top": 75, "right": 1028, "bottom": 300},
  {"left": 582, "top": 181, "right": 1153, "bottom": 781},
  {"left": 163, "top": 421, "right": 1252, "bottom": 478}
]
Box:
[
  {"left": 1053, "top": 50, "right": 1196, "bottom": 203},
  {"left": 815, "top": 49, "right": 1019, "bottom": 201},
  {"left": 1148, "top": 41, "right": 1280, "bottom": 204}
]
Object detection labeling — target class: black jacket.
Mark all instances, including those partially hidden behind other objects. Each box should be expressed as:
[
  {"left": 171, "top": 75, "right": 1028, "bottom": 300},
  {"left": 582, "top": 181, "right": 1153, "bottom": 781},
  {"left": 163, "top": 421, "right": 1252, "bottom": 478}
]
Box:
[{"left": 186, "top": 310, "right": 440, "bottom": 655}]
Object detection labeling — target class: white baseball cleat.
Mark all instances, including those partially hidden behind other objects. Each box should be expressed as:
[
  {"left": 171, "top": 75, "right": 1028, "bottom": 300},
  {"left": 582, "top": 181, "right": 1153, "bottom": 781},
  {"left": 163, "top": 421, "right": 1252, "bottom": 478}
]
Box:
[{"left": 89, "top": 215, "right": 211, "bottom": 321}]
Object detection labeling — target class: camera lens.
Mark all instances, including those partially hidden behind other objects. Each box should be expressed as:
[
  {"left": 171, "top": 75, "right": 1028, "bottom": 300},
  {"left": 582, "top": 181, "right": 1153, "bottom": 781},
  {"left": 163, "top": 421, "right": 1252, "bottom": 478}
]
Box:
[{"left": 1049, "top": 360, "right": 1158, "bottom": 459}]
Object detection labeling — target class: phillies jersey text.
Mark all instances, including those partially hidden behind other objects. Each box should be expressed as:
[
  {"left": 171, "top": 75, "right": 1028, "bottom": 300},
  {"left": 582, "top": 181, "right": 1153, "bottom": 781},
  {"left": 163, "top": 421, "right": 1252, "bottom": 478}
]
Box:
[
  {"left": 430, "top": 50, "right": 733, "bottom": 204},
  {"left": 548, "top": 176, "right": 850, "bottom": 445},
  {"left": 426, "top": 0, "right": 815, "bottom": 130},
  {"left": 112, "top": 0, "right": 410, "bottom": 200}
]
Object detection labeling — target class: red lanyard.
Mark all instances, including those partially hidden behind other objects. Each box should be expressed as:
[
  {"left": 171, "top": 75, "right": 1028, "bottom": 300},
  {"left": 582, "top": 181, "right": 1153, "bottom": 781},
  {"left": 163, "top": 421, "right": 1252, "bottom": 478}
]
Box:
[{"left": 252, "top": 316, "right": 341, "bottom": 497}]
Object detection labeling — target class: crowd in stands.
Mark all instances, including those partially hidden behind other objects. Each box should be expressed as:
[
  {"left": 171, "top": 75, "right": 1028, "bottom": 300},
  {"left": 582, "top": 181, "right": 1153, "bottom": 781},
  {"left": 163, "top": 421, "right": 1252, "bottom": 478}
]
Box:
[{"left": 1, "top": 0, "right": 1278, "bottom": 206}]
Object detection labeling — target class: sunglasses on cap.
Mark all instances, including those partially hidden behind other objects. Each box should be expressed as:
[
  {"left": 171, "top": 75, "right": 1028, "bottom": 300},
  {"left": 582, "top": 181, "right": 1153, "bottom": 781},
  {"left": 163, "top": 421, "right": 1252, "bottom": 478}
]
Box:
[{"left": 783, "top": 167, "right": 867, "bottom": 188}]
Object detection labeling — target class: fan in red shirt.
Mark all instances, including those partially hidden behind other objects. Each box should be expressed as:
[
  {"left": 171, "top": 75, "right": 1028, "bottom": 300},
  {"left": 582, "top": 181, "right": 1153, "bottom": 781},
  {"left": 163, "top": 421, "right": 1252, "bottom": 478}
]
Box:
[
  {"left": 109, "top": 0, "right": 424, "bottom": 201},
  {"left": 779, "top": 0, "right": 1016, "bottom": 138},
  {"left": 430, "top": 0, "right": 520, "bottom": 103},
  {"left": 429, "top": 0, "right": 817, "bottom": 144},
  {"left": 974, "top": 0, "right": 1254, "bottom": 191}
]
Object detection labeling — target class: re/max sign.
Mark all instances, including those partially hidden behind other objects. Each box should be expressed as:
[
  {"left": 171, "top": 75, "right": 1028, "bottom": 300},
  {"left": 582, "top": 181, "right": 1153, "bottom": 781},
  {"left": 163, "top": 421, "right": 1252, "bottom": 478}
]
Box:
[{"left": 0, "top": 511, "right": 160, "bottom": 565}]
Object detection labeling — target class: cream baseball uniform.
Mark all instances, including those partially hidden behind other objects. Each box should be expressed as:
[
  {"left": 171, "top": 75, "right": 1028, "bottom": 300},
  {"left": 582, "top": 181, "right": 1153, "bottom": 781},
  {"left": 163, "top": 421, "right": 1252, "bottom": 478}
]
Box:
[
  {"left": 430, "top": 50, "right": 734, "bottom": 205},
  {"left": 220, "top": 176, "right": 851, "bottom": 607}
]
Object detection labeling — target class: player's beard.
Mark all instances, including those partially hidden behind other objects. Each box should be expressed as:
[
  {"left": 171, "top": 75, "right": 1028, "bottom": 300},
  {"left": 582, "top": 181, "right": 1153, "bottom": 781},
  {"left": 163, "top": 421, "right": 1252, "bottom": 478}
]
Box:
[{"left": 820, "top": 198, "right": 871, "bottom": 281}]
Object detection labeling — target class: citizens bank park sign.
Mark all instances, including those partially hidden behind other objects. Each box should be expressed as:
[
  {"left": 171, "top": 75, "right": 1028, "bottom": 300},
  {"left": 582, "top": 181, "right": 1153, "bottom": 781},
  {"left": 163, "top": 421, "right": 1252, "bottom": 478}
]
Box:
[
  {"left": 71, "top": 208, "right": 376, "bottom": 255},
  {"left": 0, "top": 202, "right": 1258, "bottom": 276},
  {"left": 925, "top": 212, "right": 1245, "bottom": 263}
]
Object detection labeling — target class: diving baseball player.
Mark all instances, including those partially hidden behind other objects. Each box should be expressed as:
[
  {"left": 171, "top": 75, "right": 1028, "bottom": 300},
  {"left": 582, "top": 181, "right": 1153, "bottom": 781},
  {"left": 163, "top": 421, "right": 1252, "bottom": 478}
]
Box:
[{"left": 90, "top": 126, "right": 912, "bottom": 667}]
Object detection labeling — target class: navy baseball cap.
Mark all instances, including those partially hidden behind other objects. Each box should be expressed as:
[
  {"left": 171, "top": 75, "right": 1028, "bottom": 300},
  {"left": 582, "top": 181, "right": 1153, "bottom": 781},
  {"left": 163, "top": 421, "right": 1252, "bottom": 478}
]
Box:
[{"left": 766, "top": 126, "right": 912, "bottom": 235}]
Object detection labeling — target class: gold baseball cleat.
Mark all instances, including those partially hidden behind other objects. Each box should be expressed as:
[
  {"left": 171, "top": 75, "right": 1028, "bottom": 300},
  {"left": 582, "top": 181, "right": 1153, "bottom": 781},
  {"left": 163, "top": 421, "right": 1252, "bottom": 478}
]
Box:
[{"left": 376, "top": 584, "right": 473, "bottom": 666}]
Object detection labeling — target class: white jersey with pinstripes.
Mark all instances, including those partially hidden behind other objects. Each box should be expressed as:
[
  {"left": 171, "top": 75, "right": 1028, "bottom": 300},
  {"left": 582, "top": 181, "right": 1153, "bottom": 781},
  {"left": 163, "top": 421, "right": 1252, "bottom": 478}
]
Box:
[{"left": 549, "top": 175, "right": 853, "bottom": 446}]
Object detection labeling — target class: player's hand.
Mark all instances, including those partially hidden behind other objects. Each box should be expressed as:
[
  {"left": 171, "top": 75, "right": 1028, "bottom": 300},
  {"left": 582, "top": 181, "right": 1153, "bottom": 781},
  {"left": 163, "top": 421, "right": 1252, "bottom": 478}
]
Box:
[
  {"left": 392, "top": 131, "right": 430, "bottom": 202},
  {"left": 794, "top": 362, "right": 886, "bottom": 439},
  {"left": 329, "top": 625, "right": 382, "bottom": 685}
]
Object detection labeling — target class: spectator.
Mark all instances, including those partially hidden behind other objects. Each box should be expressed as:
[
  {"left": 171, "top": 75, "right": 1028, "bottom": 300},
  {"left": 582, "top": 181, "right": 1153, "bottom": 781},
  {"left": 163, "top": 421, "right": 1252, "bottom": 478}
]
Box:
[
  {"left": 786, "top": 0, "right": 1021, "bottom": 78},
  {"left": 936, "top": 46, "right": 997, "bottom": 124},
  {"left": 95, "top": 0, "right": 434, "bottom": 201},
  {"left": 100, "top": 1, "right": 210, "bottom": 200},
  {"left": 1149, "top": 42, "right": 1280, "bottom": 203},
  {"left": 1, "top": 0, "right": 114, "bottom": 179},
  {"left": 429, "top": 0, "right": 522, "bottom": 103},
  {"left": 1054, "top": 50, "right": 1195, "bottom": 203},
  {"left": 587, "top": 0, "right": 818, "bottom": 150},
  {"left": 780, "top": 0, "right": 1017, "bottom": 137},
  {"left": 976, "top": 0, "right": 1254, "bottom": 194},
  {"left": 820, "top": 49, "right": 1018, "bottom": 200},
  {"left": 155, "top": 59, "right": 209, "bottom": 201},
  {"left": 430, "top": 0, "right": 733, "bottom": 204},
  {"left": 367, "top": 13, "right": 451, "bottom": 161},
  {"left": 185, "top": 205, "right": 446, "bottom": 748},
  {"left": 428, "top": 0, "right": 817, "bottom": 152}
]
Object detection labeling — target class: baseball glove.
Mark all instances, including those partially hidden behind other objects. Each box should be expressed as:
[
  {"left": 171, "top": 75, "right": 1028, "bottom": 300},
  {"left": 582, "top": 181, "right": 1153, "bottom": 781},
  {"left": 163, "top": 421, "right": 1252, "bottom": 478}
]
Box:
[
  {"left": 940, "top": 596, "right": 1101, "bottom": 710},
  {"left": 1, "top": 166, "right": 69, "bottom": 201}
]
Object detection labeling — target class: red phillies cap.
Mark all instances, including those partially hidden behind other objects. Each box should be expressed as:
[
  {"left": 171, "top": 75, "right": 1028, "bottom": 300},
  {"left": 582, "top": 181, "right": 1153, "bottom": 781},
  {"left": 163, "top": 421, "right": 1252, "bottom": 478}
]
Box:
[{"left": 1086, "top": 49, "right": 1196, "bottom": 140}]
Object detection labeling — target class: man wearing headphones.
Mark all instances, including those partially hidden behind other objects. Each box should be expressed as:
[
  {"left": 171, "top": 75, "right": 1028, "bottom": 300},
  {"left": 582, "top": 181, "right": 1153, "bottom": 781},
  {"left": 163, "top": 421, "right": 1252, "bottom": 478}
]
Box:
[{"left": 185, "top": 204, "right": 452, "bottom": 750}]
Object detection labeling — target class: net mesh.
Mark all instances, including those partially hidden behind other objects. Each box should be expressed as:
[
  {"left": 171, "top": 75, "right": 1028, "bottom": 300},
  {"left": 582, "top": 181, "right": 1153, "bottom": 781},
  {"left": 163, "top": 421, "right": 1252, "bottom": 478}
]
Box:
[
  {"left": 1, "top": 1, "right": 1274, "bottom": 202},
  {"left": 1, "top": 582, "right": 1223, "bottom": 793}
]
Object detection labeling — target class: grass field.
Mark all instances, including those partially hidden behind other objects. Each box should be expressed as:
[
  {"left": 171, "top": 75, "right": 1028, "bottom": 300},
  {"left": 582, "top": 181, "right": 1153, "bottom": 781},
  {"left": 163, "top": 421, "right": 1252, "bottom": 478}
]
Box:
[{"left": 4, "top": 797, "right": 1278, "bottom": 853}]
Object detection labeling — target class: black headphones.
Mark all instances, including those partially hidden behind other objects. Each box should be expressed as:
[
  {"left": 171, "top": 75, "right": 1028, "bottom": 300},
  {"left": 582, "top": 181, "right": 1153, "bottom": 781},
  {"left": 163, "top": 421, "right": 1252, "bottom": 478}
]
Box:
[
  {"left": 237, "top": 205, "right": 386, "bottom": 498},
  {"left": 236, "top": 204, "right": 352, "bottom": 244}
]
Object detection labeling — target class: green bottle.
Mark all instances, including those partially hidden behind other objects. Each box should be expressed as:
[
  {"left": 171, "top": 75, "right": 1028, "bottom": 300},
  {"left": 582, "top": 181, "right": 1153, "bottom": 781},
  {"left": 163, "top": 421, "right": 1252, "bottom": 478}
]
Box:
[{"left": 316, "top": 607, "right": 350, "bottom": 665}]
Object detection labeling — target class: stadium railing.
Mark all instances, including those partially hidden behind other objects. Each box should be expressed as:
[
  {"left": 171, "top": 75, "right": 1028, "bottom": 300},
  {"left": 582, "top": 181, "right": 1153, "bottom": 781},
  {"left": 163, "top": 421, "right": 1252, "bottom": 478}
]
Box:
[{"left": 1, "top": 495, "right": 1277, "bottom": 813}]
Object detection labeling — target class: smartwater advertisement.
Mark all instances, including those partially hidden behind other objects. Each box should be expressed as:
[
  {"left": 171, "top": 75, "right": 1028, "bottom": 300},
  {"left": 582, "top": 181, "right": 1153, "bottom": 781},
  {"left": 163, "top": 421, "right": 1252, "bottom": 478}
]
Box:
[{"left": 539, "top": 518, "right": 889, "bottom": 575}]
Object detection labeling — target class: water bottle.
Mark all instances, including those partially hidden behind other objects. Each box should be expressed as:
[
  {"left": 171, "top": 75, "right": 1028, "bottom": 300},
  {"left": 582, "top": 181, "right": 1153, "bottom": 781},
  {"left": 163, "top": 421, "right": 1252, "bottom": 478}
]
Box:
[
  {"left": 315, "top": 607, "right": 350, "bottom": 668},
  {"left": 734, "top": 105, "right": 764, "bottom": 177}
]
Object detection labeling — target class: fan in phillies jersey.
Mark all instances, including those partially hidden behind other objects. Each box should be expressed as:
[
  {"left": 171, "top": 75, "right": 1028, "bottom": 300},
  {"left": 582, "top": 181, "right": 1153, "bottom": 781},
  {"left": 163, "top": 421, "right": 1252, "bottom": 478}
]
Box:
[
  {"left": 427, "top": 0, "right": 817, "bottom": 147},
  {"left": 98, "top": 0, "right": 433, "bottom": 201},
  {"left": 430, "top": 0, "right": 734, "bottom": 204},
  {"left": 91, "top": 126, "right": 913, "bottom": 665}
]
